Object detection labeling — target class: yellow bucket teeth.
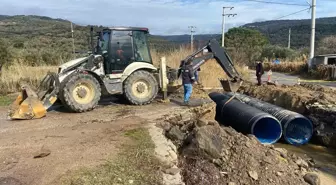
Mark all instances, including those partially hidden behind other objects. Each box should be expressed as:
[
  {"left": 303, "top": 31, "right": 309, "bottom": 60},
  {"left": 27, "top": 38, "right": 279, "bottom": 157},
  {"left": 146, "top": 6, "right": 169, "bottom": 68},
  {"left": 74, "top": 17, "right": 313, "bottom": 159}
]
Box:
[{"left": 8, "top": 85, "right": 47, "bottom": 120}]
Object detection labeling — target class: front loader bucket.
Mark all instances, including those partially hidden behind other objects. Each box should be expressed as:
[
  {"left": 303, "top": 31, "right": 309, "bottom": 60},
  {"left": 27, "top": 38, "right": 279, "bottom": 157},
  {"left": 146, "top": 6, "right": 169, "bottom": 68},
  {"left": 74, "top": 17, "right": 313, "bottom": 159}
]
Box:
[
  {"left": 8, "top": 72, "right": 60, "bottom": 120},
  {"left": 220, "top": 78, "right": 243, "bottom": 93},
  {"left": 8, "top": 85, "right": 47, "bottom": 120}
]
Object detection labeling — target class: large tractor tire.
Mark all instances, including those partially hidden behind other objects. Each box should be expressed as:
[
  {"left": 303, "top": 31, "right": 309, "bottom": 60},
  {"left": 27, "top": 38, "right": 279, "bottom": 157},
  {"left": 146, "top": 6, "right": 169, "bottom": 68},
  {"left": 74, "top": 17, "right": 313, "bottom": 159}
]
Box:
[
  {"left": 123, "top": 70, "right": 159, "bottom": 105},
  {"left": 60, "top": 73, "right": 101, "bottom": 112}
]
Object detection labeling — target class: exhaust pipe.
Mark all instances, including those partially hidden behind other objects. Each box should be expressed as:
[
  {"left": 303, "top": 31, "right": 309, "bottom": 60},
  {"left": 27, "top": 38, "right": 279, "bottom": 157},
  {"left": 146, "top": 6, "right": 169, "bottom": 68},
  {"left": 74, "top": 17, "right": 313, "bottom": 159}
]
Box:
[
  {"left": 209, "top": 92, "right": 283, "bottom": 145},
  {"left": 225, "top": 92, "right": 313, "bottom": 146}
]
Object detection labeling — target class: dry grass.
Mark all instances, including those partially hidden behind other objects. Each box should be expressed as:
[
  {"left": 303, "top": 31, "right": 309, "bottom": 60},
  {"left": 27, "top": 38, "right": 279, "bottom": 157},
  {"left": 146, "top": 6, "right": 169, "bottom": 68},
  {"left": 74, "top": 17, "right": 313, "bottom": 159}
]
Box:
[
  {"left": 263, "top": 61, "right": 307, "bottom": 74},
  {"left": 61, "top": 127, "right": 163, "bottom": 185},
  {"left": 0, "top": 48, "right": 249, "bottom": 95},
  {"left": 0, "top": 62, "right": 58, "bottom": 94},
  {"left": 261, "top": 55, "right": 308, "bottom": 74},
  {"left": 151, "top": 47, "right": 249, "bottom": 88}
]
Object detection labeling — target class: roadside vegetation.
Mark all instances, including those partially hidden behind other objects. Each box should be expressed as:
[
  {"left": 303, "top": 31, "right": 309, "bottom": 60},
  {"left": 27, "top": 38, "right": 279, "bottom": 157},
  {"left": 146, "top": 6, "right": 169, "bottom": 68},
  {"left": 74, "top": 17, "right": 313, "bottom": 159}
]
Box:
[
  {"left": 61, "top": 127, "right": 163, "bottom": 185},
  {"left": 0, "top": 95, "right": 14, "bottom": 106}
]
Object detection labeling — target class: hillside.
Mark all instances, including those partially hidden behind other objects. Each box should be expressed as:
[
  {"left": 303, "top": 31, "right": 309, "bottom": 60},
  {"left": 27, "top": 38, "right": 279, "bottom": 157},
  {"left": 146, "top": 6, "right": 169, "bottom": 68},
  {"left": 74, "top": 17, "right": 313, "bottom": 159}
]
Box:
[
  {"left": 159, "top": 17, "right": 336, "bottom": 49},
  {"left": 0, "top": 15, "right": 176, "bottom": 65},
  {"left": 243, "top": 16, "right": 336, "bottom": 49}
]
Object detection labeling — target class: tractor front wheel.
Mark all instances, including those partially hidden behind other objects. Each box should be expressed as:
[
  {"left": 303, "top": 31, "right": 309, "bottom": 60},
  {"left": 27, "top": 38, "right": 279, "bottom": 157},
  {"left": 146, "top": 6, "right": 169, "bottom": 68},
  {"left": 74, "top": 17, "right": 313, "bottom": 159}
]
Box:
[
  {"left": 61, "top": 73, "right": 101, "bottom": 112},
  {"left": 123, "top": 70, "right": 158, "bottom": 105}
]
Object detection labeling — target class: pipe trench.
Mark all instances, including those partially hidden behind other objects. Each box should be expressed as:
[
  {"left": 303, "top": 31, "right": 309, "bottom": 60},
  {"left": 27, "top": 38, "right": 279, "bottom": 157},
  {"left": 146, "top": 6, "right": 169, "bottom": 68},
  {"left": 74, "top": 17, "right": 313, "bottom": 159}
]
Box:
[
  {"left": 225, "top": 92, "right": 313, "bottom": 146},
  {"left": 209, "top": 92, "right": 283, "bottom": 145}
]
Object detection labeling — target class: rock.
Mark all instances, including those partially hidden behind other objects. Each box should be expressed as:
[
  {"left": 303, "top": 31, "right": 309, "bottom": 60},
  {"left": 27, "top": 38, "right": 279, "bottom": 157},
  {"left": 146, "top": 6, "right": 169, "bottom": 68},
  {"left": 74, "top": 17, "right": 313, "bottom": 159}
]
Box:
[
  {"left": 162, "top": 122, "right": 172, "bottom": 132},
  {"left": 208, "top": 120, "right": 219, "bottom": 126},
  {"left": 167, "top": 126, "right": 185, "bottom": 141},
  {"left": 295, "top": 158, "right": 309, "bottom": 169},
  {"left": 181, "top": 122, "right": 195, "bottom": 132},
  {"left": 303, "top": 173, "right": 320, "bottom": 185},
  {"left": 193, "top": 126, "right": 226, "bottom": 159},
  {"left": 164, "top": 167, "right": 180, "bottom": 175},
  {"left": 248, "top": 171, "right": 258, "bottom": 180},
  {"left": 33, "top": 147, "right": 51, "bottom": 158},
  {"left": 168, "top": 150, "right": 178, "bottom": 162},
  {"left": 196, "top": 118, "right": 208, "bottom": 127},
  {"left": 300, "top": 167, "right": 307, "bottom": 174},
  {"left": 128, "top": 180, "right": 134, "bottom": 184},
  {"left": 181, "top": 112, "right": 193, "bottom": 122},
  {"left": 228, "top": 182, "right": 236, "bottom": 185},
  {"left": 276, "top": 171, "right": 283, "bottom": 176},
  {"left": 274, "top": 148, "right": 288, "bottom": 158}
]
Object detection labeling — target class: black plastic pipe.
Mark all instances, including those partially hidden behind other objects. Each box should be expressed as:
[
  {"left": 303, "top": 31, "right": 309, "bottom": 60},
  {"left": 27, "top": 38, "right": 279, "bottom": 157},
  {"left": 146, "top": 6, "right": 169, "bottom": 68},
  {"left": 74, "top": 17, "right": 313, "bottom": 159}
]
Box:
[
  {"left": 209, "top": 92, "right": 282, "bottom": 145},
  {"left": 226, "top": 92, "right": 313, "bottom": 146}
]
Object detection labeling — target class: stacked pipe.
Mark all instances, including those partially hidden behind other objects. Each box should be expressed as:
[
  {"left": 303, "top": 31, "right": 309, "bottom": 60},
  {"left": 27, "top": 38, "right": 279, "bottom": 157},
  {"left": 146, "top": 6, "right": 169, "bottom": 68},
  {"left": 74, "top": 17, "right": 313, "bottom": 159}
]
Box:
[
  {"left": 225, "top": 92, "right": 313, "bottom": 146},
  {"left": 209, "top": 92, "right": 283, "bottom": 145}
]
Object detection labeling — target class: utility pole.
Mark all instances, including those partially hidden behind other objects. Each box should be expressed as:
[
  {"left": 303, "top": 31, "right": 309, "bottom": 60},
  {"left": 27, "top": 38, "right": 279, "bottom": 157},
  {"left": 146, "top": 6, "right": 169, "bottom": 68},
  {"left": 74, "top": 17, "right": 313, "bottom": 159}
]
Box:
[
  {"left": 222, "top": 7, "right": 237, "bottom": 47},
  {"left": 188, "top": 26, "right": 196, "bottom": 51},
  {"left": 309, "top": 0, "right": 316, "bottom": 69},
  {"left": 71, "top": 22, "right": 75, "bottom": 58},
  {"left": 288, "top": 28, "right": 291, "bottom": 49}
]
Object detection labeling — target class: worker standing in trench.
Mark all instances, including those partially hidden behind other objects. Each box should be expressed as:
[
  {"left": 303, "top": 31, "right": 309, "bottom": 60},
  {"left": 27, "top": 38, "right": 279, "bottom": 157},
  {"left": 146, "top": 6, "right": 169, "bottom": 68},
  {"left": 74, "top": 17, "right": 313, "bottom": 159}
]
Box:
[
  {"left": 178, "top": 59, "right": 196, "bottom": 105},
  {"left": 256, "top": 61, "right": 264, "bottom": 86}
]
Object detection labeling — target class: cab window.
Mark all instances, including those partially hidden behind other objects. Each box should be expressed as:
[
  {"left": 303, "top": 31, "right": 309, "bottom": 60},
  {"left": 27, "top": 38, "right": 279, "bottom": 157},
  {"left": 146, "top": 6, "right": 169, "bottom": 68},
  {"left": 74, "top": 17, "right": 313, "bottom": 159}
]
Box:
[{"left": 133, "top": 31, "right": 152, "bottom": 63}]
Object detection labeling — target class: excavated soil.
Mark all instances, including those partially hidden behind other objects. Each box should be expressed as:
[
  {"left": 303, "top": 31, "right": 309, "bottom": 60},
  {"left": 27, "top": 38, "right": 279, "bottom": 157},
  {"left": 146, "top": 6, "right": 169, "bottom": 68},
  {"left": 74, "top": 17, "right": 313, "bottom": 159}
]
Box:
[
  {"left": 159, "top": 106, "right": 315, "bottom": 185},
  {"left": 169, "top": 84, "right": 215, "bottom": 100},
  {"left": 238, "top": 82, "right": 336, "bottom": 148}
]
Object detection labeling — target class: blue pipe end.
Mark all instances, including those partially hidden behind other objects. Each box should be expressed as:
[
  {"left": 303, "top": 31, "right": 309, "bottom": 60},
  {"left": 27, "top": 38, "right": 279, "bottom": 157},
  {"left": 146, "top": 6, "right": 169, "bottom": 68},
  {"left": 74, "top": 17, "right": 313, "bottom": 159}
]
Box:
[
  {"left": 283, "top": 117, "right": 313, "bottom": 145},
  {"left": 251, "top": 117, "right": 283, "bottom": 144}
]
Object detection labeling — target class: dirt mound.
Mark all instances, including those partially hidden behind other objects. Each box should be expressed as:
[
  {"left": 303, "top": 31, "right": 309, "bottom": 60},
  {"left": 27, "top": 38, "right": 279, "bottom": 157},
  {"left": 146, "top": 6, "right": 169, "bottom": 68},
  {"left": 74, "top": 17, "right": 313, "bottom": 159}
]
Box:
[
  {"left": 161, "top": 106, "right": 313, "bottom": 185},
  {"left": 168, "top": 84, "right": 214, "bottom": 100},
  {"left": 239, "top": 82, "right": 336, "bottom": 114},
  {"left": 238, "top": 82, "right": 336, "bottom": 148}
]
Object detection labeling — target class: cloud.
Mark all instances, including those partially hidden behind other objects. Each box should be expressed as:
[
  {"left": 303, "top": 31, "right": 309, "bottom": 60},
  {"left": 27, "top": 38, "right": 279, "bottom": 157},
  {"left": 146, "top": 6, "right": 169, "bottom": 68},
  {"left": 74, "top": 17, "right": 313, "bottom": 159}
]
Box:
[{"left": 0, "top": 0, "right": 335, "bottom": 35}]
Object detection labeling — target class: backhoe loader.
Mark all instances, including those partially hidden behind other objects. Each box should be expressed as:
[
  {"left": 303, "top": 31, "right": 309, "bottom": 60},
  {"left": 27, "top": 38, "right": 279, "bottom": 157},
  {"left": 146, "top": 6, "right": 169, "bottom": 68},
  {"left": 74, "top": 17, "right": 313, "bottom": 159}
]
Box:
[{"left": 8, "top": 26, "right": 243, "bottom": 120}]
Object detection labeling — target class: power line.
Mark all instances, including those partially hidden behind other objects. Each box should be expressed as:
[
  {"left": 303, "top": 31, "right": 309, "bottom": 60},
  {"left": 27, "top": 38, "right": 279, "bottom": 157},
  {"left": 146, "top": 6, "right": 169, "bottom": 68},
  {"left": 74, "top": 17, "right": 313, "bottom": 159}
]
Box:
[
  {"left": 274, "top": 7, "right": 311, "bottom": 20},
  {"left": 225, "top": 0, "right": 308, "bottom": 7}
]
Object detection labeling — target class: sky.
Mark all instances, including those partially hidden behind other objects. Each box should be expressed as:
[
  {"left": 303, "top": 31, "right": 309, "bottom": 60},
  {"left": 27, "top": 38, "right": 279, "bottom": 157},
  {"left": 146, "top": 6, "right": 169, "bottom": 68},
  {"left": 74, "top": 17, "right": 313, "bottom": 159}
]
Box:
[{"left": 0, "top": 0, "right": 336, "bottom": 35}]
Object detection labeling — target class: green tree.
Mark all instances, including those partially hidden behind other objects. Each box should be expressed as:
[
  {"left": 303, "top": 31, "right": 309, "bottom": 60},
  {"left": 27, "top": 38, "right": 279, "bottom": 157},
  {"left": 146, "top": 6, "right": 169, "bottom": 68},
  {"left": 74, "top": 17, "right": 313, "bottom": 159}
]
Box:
[
  {"left": 261, "top": 45, "right": 298, "bottom": 60},
  {"left": 222, "top": 27, "right": 268, "bottom": 64}
]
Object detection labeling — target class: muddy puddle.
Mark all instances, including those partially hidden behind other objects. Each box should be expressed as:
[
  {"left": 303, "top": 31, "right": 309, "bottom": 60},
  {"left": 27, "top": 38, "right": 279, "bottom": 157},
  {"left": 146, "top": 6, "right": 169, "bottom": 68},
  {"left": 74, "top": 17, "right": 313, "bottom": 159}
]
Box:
[{"left": 276, "top": 143, "right": 336, "bottom": 184}]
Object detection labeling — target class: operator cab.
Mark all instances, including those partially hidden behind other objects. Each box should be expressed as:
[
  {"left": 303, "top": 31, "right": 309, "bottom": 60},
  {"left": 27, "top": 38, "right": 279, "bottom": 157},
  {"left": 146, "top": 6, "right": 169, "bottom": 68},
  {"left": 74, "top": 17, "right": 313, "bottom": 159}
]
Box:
[{"left": 95, "top": 27, "right": 152, "bottom": 75}]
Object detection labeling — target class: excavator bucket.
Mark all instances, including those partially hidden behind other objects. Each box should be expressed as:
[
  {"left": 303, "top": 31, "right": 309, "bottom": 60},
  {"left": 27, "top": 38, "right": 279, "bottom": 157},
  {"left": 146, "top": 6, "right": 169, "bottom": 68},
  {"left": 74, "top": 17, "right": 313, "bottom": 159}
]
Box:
[
  {"left": 220, "top": 78, "right": 243, "bottom": 93},
  {"left": 8, "top": 85, "right": 47, "bottom": 120},
  {"left": 8, "top": 72, "right": 60, "bottom": 120}
]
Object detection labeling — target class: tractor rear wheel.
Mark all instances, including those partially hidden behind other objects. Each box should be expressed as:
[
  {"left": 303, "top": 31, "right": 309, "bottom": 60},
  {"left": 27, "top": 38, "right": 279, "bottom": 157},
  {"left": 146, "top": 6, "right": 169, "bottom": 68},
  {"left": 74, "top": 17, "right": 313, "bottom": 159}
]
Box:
[
  {"left": 123, "top": 70, "right": 158, "bottom": 105},
  {"left": 61, "top": 73, "right": 101, "bottom": 112}
]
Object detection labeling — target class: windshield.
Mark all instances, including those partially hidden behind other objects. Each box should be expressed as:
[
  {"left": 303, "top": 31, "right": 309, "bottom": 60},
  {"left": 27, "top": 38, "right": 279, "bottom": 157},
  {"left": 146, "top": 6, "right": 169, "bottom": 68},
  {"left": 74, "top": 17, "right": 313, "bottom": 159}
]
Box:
[
  {"left": 97, "top": 31, "right": 110, "bottom": 54},
  {"left": 133, "top": 31, "right": 151, "bottom": 63}
]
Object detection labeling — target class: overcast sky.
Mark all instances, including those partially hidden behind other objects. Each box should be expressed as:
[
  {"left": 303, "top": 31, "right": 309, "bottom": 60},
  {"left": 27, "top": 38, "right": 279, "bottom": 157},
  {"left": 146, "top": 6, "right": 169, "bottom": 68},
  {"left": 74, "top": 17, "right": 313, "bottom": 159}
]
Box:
[{"left": 1, "top": 0, "right": 335, "bottom": 35}]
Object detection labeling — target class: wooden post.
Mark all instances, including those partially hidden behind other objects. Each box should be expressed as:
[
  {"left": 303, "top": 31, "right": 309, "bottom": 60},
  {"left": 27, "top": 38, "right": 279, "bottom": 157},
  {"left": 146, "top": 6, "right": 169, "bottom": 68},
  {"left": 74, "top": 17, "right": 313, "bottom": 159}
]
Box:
[{"left": 160, "top": 57, "right": 168, "bottom": 100}]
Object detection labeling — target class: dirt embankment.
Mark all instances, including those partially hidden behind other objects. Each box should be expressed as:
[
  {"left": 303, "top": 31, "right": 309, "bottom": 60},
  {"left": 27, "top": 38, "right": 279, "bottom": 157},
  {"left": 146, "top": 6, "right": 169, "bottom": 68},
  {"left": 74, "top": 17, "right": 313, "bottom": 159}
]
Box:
[
  {"left": 158, "top": 105, "right": 316, "bottom": 185},
  {"left": 238, "top": 82, "right": 336, "bottom": 148}
]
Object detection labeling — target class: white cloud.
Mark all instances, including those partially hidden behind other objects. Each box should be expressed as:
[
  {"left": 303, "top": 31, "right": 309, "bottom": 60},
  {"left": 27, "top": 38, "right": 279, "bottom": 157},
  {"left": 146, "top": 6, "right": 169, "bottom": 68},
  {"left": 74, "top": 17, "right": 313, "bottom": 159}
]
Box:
[{"left": 0, "top": 0, "right": 335, "bottom": 35}]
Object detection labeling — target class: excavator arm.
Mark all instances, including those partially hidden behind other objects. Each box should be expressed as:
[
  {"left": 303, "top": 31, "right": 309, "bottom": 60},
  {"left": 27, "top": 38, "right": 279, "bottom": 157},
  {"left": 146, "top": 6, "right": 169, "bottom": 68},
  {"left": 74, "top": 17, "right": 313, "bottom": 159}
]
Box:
[{"left": 178, "top": 39, "right": 243, "bottom": 92}]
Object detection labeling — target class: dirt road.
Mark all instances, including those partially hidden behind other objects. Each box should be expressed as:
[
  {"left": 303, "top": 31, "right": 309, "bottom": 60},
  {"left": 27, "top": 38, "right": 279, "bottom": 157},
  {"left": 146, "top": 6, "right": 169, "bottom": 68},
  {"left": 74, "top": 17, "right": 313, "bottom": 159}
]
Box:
[{"left": 0, "top": 100, "right": 187, "bottom": 185}]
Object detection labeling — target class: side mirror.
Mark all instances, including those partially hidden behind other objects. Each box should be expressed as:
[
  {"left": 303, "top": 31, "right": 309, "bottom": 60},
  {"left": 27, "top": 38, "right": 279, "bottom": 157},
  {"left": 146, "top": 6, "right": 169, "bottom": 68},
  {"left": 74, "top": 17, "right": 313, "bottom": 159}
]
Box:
[{"left": 99, "top": 32, "right": 104, "bottom": 41}]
